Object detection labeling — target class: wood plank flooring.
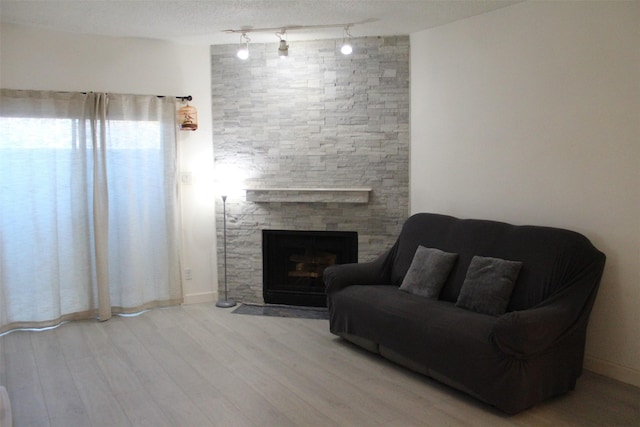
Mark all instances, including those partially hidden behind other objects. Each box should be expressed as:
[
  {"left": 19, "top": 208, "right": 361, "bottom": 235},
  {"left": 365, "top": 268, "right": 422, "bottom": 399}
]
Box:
[{"left": 1, "top": 303, "right": 638, "bottom": 427}]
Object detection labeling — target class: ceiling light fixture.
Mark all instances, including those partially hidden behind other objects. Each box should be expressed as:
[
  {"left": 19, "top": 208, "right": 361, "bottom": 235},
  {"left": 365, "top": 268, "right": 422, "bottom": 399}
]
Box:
[
  {"left": 223, "top": 19, "right": 376, "bottom": 58},
  {"left": 341, "top": 26, "right": 353, "bottom": 55},
  {"left": 236, "top": 32, "right": 250, "bottom": 60},
  {"left": 276, "top": 30, "right": 289, "bottom": 58}
]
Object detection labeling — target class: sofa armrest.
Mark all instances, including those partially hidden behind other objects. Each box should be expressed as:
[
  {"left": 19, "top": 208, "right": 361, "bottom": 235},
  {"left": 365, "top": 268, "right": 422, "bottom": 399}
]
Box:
[
  {"left": 492, "top": 254, "right": 604, "bottom": 358},
  {"left": 324, "top": 246, "right": 395, "bottom": 294},
  {"left": 492, "top": 304, "right": 576, "bottom": 358}
]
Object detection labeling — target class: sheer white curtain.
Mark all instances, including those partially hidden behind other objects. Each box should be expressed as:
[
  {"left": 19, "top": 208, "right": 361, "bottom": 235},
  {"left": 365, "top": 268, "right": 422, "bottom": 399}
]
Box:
[{"left": 0, "top": 90, "right": 182, "bottom": 333}]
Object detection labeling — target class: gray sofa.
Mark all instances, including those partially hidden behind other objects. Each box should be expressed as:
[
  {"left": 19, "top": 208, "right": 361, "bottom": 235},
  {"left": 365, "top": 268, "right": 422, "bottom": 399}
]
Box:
[{"left": 324, "top": 213, "right": 606, "bottom": 414}]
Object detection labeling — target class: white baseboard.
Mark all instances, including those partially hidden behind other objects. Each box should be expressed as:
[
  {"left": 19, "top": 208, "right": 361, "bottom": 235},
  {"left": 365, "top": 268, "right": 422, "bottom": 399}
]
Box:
[
  {"left": 584, "top": 355, "right": 640, "bottom": 388},
  {"left": 182, "top": 291, "right": 217, "bottom": 305}
]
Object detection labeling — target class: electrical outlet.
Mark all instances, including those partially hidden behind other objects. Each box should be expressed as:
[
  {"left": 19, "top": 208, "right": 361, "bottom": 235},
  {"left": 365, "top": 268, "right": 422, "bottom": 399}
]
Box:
[
  {"left": 184, "top": 268, "right": 193, "bottom": 280},
  {"left": 181, "top": 172, "right": 193, "bottom": 185}
]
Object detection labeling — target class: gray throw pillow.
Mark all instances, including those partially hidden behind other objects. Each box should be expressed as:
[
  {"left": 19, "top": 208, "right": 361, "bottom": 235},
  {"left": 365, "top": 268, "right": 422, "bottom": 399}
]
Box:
[
  {"left": 399, "top": 246, "right": 458, "bottom": 299},
  {"left": 456, "top": 256, "right": 523, "bottom": 316}
]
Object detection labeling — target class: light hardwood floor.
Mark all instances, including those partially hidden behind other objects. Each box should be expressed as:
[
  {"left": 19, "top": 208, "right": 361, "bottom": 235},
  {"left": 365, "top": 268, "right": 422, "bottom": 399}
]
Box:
[{"left": 1, "top": 303, "right": 638, "bottom": 427}]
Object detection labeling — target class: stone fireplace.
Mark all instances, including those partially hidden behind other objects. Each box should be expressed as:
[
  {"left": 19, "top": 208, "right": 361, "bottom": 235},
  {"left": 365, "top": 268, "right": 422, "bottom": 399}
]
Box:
[{"left": 211, "top": 36, "right": 410, "bottom": 303}]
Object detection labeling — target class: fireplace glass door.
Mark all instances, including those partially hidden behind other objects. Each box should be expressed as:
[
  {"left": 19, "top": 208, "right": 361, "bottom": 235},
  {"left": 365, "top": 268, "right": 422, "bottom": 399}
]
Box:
[{"left": 262, "top": 230, "right": 358, "bottom": 307}]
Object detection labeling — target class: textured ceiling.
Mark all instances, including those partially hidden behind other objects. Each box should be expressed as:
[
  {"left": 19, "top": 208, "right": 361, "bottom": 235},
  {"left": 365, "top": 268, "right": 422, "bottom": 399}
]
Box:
[{"left": 0, "top": 0, "right": 522, "bottom": 45}]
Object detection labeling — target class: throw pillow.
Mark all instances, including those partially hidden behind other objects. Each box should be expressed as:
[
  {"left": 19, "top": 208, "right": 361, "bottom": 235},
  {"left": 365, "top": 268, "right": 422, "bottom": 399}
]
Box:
[
  {"left": 456, "top": 256, "right": 523, "bottom": 316},
  {"left": 399, "top": 246, "right": 458, "bottom": 299}
]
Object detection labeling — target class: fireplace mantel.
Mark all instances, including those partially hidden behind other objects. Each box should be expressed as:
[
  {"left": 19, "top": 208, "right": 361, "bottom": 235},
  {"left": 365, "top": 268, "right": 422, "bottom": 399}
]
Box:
[{"left": 245, "top": 187, "right": 372, "bottom": 204}]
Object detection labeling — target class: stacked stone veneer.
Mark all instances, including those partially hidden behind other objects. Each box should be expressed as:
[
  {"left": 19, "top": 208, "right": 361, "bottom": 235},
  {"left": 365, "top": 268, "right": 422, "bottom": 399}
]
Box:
[{"left": 211, "top": 36, "right": 410, "bottom": 303}]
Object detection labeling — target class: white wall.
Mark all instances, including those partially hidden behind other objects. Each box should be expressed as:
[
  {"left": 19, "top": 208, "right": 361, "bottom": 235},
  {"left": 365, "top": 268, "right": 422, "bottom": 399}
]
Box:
[
  {"left": 411, "top": 1, "right": 639, "bottom": 386},
  {"left": 0, "top": 23, "right": 218, "bottom": 304}
]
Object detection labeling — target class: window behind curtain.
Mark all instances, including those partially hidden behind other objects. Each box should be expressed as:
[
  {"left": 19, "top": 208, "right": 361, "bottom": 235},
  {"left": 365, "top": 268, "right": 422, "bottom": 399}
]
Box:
[{"left": 0, "top": 90, "right": 182, "bottom": 333}]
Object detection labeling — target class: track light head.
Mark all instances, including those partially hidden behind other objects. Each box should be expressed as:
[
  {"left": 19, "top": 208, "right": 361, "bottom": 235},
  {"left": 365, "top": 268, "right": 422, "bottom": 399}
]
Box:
[
  {"left": 278, "top": 39, "right": 289, "bottom": 57},
  {"left": 341, "top": 26, "right": 353, "bottom": 55},
  {"left": 236, "top": 33, "right": 250, "bottom": 60},
  {"left": 237, "top": 47, "right": 249, "bottom": 60},
  {"left": 276, "top": 30, "right": 289, "bottom": 58}
]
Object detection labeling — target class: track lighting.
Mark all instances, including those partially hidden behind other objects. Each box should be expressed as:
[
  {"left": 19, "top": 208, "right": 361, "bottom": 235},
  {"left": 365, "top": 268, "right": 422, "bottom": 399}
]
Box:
[
  {"left": 341, "top": 26, "right": 353, "bottom": 55},
  {"left": 277, "top": 31, "right": 289, "bottom": 58},
  {"left": 236, "top": 33, "right": 250, "bottom": 60},
  {"left": 224, "top": 19, "right": 376, "bottom": 59}
]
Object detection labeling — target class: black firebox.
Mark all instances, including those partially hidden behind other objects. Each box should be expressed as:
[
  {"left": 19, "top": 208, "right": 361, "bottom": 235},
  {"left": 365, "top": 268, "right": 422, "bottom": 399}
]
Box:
[{"left": 262, "top": 230, "right": 358, "bottom": 307}]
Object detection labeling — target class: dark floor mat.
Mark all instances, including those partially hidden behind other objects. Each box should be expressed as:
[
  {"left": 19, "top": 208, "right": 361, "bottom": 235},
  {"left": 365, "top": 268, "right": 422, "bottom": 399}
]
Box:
[{"left": 232, "top": 303, "right": 329, "bottom": 320}]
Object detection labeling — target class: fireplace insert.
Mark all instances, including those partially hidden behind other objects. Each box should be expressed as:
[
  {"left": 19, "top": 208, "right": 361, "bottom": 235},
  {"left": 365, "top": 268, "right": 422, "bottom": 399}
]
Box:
[{"left": 262, "top": 230, "right": 358, "bottom": 307}]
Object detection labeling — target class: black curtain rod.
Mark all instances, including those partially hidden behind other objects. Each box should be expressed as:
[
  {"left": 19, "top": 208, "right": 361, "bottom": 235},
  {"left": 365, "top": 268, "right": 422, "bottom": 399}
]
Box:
[
  {"left": 156, "top": 95, "right": 192, "bottom": 102},
  {"left": 74, "top": 92, "right": 192, "bottom": 101}
]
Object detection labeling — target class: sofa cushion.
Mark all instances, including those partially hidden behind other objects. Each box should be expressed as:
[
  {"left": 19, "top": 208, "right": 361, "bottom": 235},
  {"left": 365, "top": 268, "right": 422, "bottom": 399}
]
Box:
[
  {"left": 329, "top": 285, "right": 501, "bottom": 370},
  {"left": 456, "top": 256, "right": 522, "bottom": 316},
  {"left": 399, "top": 246, "right": 458, "bottom": 299}
]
